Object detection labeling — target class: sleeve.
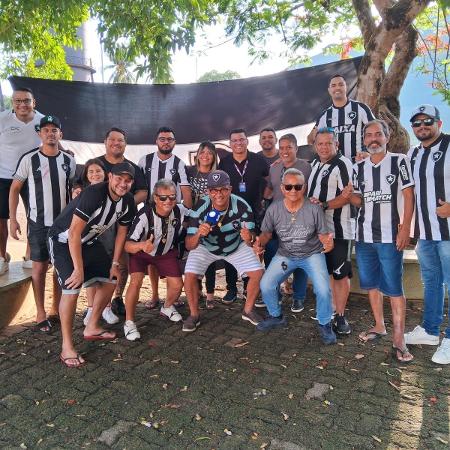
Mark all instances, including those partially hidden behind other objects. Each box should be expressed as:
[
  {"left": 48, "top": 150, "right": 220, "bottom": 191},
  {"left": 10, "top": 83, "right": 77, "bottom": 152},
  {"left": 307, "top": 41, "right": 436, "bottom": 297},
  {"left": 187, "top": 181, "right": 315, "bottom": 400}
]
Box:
[
  {"left": 178, "top": 161, "right": 190, "bottom": 186},
  {"left": 336, "top": 159, "right": 352, "bottom": 190},
  {"left": 13, "top": 155, "right": 30, "bottom": 182},
  {"left": 118, "top": 196, "right": 138, "bottom": 226},
  {"left": 132, "top": 164, "right": 148, "bottom": 191},
  {"left": 137, "top": 155, "right": 146, "bottom": 170},
  {"left": 69, "top": 156, "right": 77, "bottom": 180},
  {"left": 316, "top": 111, "right": 327, "bottom": 128},
  {"left": 238, "top": 198, "right": 255, "bottom": 230},
  {"left": 352, "top": 164, "right": 361, "bottom": 194},
  {"left": 127, "top": 207, "right": 149, "bottom": 242},
  {"left": 300, "top": 161, "right": 312, "bottom": 183},
  {"left": 261, "top": 203, "right": 275, "bottom": 233},
  {"left": 398, "top": 155, "right": 414, "bottom": 189},
  {"left": 74, "top": 186, "right": 104, "bottom": 222}
]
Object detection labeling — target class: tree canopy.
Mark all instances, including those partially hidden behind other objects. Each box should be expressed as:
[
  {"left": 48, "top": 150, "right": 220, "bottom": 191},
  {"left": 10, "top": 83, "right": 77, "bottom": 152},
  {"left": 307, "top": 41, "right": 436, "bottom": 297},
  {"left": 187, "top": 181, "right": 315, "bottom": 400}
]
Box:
[{"left": 197, "top": 69, "right": 241, "bottom": 82}]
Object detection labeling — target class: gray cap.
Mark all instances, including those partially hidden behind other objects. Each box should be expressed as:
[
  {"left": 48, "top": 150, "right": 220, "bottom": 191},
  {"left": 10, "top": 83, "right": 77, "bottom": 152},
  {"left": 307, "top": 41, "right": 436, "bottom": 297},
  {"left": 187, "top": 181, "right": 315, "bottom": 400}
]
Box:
[
  {"left": 207, "top": 170, "right": 231, "bottom": 189},
  {"left": 410, "top": 104, "right": 440, "bottom": 122},
  {"left": 110, "top": 161, "right": 135, "bottom": 179}
]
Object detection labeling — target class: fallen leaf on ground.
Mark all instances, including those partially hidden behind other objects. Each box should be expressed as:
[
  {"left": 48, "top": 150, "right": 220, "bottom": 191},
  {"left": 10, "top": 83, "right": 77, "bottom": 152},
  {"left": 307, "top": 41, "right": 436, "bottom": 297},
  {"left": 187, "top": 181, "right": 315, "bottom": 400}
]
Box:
[
  {"left": 224, "top": 428, "right": 232, "bottom": 436},
  {"left": 436, "top": 436, "right": 448, "bottom": 444},
  {"left": 234, "top": 341, "right": 249, "bottom": 348},
  {"left": 288, "top": 393, "right": 294, "bottom": 399},
  {"left": 355, "top": 354, "right": 365, "bottom": 359},
  {"left": 194, "top": 437, "right": 211, "bottom": 442},
  {"left": 67, "top": 399, "right": 76, "bottom": 405},
  {"left": 388, "top": 381, "right": 401, "bottom": 392},
  {"left": 140, "top": 421, "right": 152, "bottom": 428},
  {"left": 195, "top": 414, "right": 202, "bottom": 421},
  {"left": 371, "top": 435, "right": 382, "bottom": 443},
  {"left": 281, "top": 412, "right": 289, "bottom": 421},
  {"left": 180, "top": 386, "right": 188, "bottom": 392}
]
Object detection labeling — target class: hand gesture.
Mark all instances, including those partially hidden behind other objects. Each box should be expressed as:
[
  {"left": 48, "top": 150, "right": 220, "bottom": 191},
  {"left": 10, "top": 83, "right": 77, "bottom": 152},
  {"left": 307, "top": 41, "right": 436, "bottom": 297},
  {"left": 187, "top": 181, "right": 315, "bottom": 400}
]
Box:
[
  {"left": 142, "top": 234, "right": 154, "bottom": 253},
  {"left": 9, "top": 218, "right": 21, "bottom": 240},
  {"left": 436, "top": 199, "right": 450, "bottom": 219},
  {"left": 319, "top": 233, "right": 334, "bottom": 253},
  {"left": 253, "top": 236, "right": 265, "bottom": 256},
  {"left": 65, "top": 268, "right": 84, "bottom": 290},
  {"left": 341, "top": 181, "right": 353, "bottom": 199},
  {"left": 198, "top": 223, "right": 212, "bottom": 237},
  {"left": 309, "top": 197, "right": 322, "bottom": 206},
  {"left": 355, "top": 151, "right": 370, "bottom": 162},
  {"left": 240, "top": 222, "right": 252, "bottom": 244},
  {"left": 72, "top": 187, "right": 82, "bottom": 199},
  {"left": 396, "top": 225, "right": 410, "bottom": 251}
]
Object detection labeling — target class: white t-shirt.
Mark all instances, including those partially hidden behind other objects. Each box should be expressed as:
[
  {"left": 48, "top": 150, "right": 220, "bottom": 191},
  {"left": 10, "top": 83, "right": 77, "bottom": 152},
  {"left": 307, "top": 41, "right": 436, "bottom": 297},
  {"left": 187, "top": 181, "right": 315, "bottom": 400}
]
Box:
[{"left": 0, "top": 110, "right": 44, "bottom": 179}]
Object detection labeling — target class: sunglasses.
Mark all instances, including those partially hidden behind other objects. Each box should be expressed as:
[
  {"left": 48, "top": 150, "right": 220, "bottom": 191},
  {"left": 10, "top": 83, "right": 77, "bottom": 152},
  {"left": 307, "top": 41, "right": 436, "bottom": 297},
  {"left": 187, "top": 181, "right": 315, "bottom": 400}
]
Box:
[
  {"left": 411, "top": 118, "right": 436, "bottom": 128},
  {"left": 155, "top": 194, "right": 176, "bottom": 201},
  {"left": 283, "top": 184, "right": 303, "bottom": 191}
]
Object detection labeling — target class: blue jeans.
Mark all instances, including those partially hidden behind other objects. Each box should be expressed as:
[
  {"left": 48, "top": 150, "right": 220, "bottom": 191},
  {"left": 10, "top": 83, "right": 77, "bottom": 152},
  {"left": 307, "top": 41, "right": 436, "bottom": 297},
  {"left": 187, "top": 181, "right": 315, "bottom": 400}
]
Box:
[
  {"left": 264, "top": 237, "right": 308, "bottom": 301},
  {"left": 260, "top": 253, "right": 333, "bottom": 325},
  {"left": 416, "top": 240, "right": 450, "bottom": 338}
]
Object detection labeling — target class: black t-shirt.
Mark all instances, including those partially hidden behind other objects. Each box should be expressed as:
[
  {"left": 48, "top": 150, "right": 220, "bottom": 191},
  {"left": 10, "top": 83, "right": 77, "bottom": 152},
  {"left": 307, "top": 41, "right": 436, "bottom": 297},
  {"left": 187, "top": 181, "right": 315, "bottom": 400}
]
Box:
[
  {"left": 49, "top": 182, "right": 136, "bottom": 245},
  {"left": 218, "top": 151, "right": 269, "bottom": 211},
  {"left": 186, "top": 165, "right": 209, "bottom": 203}
]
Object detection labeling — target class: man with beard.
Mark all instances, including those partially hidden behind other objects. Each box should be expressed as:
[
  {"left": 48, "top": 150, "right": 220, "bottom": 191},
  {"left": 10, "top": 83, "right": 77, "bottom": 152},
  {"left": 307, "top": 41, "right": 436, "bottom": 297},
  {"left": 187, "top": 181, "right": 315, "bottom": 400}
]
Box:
[
  {"left": 404, "top": 105, "right": 450, "bottom": 365},
  {"left": 346, "top": 119, "right": 414, "bottom": 363}
]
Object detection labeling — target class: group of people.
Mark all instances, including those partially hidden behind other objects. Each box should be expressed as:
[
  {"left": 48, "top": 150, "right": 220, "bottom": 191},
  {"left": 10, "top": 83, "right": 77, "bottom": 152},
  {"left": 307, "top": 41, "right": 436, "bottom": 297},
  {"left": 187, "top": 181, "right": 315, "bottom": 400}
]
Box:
[{"left": 0, "top": 74, "right": 449, "bottom": 368}]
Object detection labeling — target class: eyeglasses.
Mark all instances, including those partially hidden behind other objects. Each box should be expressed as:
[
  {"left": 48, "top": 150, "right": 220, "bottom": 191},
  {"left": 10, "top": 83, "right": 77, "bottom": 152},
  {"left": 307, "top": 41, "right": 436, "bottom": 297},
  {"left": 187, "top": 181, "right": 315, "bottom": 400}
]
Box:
[
  {"left": 209, "top": 187, "right": 230, "bottom": 195},
  {"left": 283, "top": 184, "right": 303, "bottom": 191},
  {"left": 155, "top": 194, "right": 176, "bottom": 201},
  {"left": 13, "top": 98, "right": 33, "bottom": 105},
  {"left": 158, "top": 137, "right": 175, "bottom": 143},
  {"left": 411, "top": 118, "right": 436, "bottom": 128}
]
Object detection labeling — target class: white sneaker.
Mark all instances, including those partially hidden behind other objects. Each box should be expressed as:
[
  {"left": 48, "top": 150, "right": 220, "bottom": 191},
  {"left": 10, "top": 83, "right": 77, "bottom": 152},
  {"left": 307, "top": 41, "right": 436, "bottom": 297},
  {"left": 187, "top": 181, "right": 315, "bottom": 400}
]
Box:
[
  {"left": 124, "top": 320, "right": 141, "bottom": 341},
  {"left": 83, "top": 307, "right": 93, "bottom": 326},
  {"left": 22, "top": 257, "right": 33, "bottom": 269},
  {"left": 404, "top": 325, "right": 439, "bottom": 345},
  {"left": 102, "top": 306, "right": 120, "bottom": 324},
  {"left": 431, "top": 338, "right": 450, "bottom": 364},
  {"left": 160, "top": 305, "right": 182, "bottom": 322},
  {"left": 0, "top": 252, "right": 11, "bottom": 275}
]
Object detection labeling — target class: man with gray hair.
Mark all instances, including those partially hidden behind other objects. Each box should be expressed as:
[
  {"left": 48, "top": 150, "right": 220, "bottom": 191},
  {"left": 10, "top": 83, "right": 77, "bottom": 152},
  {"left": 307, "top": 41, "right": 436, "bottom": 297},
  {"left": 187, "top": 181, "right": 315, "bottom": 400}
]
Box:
[
  {"left": 255, "top": 168, "right": 337, "bottom": 344},
  {"left": 345, "top": 119, "right": 414, "bottom": 362},
  {"left": 123, "top": 179, "right": 188, "bottom": 341}
]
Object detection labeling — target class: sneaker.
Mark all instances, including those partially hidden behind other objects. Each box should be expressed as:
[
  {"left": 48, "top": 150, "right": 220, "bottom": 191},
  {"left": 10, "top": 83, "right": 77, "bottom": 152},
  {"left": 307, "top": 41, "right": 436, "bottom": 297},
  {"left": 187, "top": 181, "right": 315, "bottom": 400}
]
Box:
[
  {"left": 404, "top": 325, "right": 439, "bottom": 345},
  {"left": 241, "top": 310, "right": 263, "bottom": 326},
  {"left": 332, "top": 314, "right": 351, "bottom": 335},
  {"left": 83, "top": 307, "right": 93, "bottom": 327},
  {"left": 291, "top": 299, "right": 304, "bottom": 313},
  {"left": 124, "top": 320, "right": 141, "bottom": 341},
  {"left": 0, "top": 252, "right": 11, "bottom": 275},
  {"left": 255, "top": 296, "right": 266, "bottom": 308},
  {"left": 318, "top": 322, "right": 337, "bottom": 345},
  {"left": 160, "top": 305, "right": 182, "bottom": 322},
  {"left": 111, "top": 296, "right": 126, "bottom": 316},
  {"left": 102, "top": 306, "right": 120, "bottom": 324},
  {"left": 182, "top": 315, "right": 201, "bottom": 332},
  {"left": 222, "top": 290, "right": 238, "bottom": 305},
  {"left": 431, "top": 338, "right": 450, "bottom": 364},
  {"left": 256, "top": 315, "right": 287, "bottom": 331},
  {"left": 22, "top": 257, "right": 32, "bottom": 269}
]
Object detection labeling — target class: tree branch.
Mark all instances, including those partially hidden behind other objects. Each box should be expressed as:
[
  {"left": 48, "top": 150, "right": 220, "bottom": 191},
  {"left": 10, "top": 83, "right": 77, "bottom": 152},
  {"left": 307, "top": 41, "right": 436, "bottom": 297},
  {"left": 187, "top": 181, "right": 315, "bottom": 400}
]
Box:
[
  {"left": 373, "top": 0, "right": 395, "bottom": 18},
  {"left": 352, "top": 0, "right": 377, "bottom": 46}
]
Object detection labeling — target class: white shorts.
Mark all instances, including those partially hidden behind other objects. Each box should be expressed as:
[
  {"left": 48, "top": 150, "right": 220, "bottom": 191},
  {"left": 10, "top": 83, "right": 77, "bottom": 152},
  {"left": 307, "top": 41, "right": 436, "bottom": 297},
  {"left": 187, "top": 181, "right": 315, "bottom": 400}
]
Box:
[{"left": 185, "top": 243, "right": 263, "bottom": 277}]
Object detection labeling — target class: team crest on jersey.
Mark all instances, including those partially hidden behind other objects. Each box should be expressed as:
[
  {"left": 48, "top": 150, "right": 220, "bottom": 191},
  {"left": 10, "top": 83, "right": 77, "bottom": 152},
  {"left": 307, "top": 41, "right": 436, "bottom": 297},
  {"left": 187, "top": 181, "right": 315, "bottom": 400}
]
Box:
[
  {"left": 432, "top": 151, "right": 443, "bottom": 162},
  {"left": 348, "top": 111, "right": 357, "bottom": 120},
  {"left": 170, "top": 168, "right": 177, "bottom": 175},
  {"left": 61, "top": 163, "right": 69, "bottom": 172},
  {"left": 321, "top": 169, "right": 329, "bottom": 178},
  {"left": 385, "top": 174, "right": 396, "bottom": 185},
  {"left": 116, "top": 211, "right": 124, "bottom": 219},
  {"left": 232, "top": 220, "right": 240, "bottom": 230},
  {"left": 172, "top": 218, "right": 179, "bottom": 227}
]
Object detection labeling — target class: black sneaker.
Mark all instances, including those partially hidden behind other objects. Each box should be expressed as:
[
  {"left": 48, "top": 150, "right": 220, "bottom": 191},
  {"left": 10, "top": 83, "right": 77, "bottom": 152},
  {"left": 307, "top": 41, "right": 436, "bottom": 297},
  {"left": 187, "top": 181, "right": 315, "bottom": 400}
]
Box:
[
  {"left": 332, "top": 314, "right": 351, "bottom": 335},
  {"left": 318, "top": 322, "right": 337, "bottom": 345},
  {"left": 290, "top": 299, "right": 304, "bottom": 313},
  {"left": 255, "top": 295, "right": 266, "bottom": 308},
  {"left": 111, "top": 296, "right": 126, "bottom": 316},
  {"left": 222, "top": 290, "right": 238, "bottom": 305}
]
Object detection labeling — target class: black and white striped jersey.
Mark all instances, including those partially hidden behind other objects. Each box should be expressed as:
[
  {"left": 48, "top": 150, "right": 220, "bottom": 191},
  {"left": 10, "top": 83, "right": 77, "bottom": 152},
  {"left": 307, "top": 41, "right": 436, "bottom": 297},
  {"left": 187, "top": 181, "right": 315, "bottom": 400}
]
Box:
[
  {"left": 307, "top": 153, "right": 355, "bottom": 239},
  {"left": 408, "top": 133, "right": 450, "bottom": 241},
  {"left": 127, "top": 203, "right": 188, "bottom": 256},
  {"left": 13, "top": 148, "right": 76, "bottom": 226},
  {"left": 315, "top": 100, "right": 375, "bottom": 161},
  {"left": 138, "top": 153, "right": 190, "bottom": 201},
  {"left": 49, "top": 182, "right": 136, "bottom": 245},
  {"left": 353, "top": 152, "right": 414, "bottom": 243}
]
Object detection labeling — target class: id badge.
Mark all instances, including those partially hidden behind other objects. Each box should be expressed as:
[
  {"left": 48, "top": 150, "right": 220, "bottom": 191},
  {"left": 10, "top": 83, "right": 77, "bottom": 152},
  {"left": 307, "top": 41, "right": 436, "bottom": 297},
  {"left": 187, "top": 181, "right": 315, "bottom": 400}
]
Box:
[{"left": 239, "top": 182, "right": 246, "bottom": 193}]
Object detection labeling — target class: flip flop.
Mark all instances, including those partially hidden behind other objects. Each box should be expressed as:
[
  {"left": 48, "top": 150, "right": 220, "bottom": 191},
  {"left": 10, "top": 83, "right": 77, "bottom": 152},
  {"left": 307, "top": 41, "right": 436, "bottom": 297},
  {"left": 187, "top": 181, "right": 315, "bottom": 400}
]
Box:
[
  {"left": 47, "top": 314, "right": 60, "bottom": 324},
  {"left": 205, "top": 299, "right": 215, "bottom": 310},
  {"left": 83, "top": 331, "right": 116, "bottom": 341},
  {"left": 144, "top": 299, "right": 161, "bottom": 310},
  {"left": 60, "top": 354, "right": 85, "bottom": 368},
  {"left": 358, "top": 330, "right": 387, "bottom": 342},
  {"left": 392, "top": 346, "right": 414, "bottom": 363},
  {"left": 32, "top": 319, "right": 52, "bottom": 334}
]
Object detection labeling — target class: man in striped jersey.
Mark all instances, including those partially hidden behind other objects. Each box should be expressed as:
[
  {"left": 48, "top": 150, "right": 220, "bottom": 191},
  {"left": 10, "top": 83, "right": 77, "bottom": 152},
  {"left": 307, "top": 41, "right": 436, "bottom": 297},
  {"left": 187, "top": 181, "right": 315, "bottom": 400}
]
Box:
[
  {"left": 348, "top": 119, "right": 414, "bottom": 362},
  {"left": 123, "top": 179, "right": 188, "bottom": 341},
  {"left": 9, "top": 115, "right": 76, "bottom": 333},
  {"left": 308, "top": 127, "right": 354, "bottom": 335},
  {"left": 307, "top": 74, "right": 375, "bottom": 162},
  {"left": 183, "top": 170, "right": 264, "bottom": 332},
  {"left": 48, "top": 162, "right": 136, "bottom": 367},
  {"left": 404, "top": 104, "right": 450, "bottom": 364}
]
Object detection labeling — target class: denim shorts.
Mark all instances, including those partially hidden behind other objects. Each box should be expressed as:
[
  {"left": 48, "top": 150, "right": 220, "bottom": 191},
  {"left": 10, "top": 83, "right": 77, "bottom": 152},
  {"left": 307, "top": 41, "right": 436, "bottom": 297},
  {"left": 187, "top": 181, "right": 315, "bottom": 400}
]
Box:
[{"left": 355, "top": 241, "right": 404, "bottom": 297}]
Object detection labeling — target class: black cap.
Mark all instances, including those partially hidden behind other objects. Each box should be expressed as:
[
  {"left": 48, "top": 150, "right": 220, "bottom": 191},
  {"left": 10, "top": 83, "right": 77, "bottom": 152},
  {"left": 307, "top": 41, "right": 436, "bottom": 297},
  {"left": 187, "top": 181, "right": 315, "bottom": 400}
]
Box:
[
  {"left": 207, "top": 170, "right": 231, "bottom": 188},
  {"left": 37, "top": 115, "right": 62, "bottom": 131},
  {"left": 110, "top": 162, "right": 135, "bottom": 179}
]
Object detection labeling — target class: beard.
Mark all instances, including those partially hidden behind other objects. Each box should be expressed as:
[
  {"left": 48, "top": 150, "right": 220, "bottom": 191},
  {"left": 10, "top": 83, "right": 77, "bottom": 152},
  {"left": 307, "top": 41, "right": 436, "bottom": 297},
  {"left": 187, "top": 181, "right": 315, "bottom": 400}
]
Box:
[
  {"left": 159, "top": 148, "right": 172, "bottom": 155},
  {"left": 367, "top": 143, "right": 385, "bottom": 154}
]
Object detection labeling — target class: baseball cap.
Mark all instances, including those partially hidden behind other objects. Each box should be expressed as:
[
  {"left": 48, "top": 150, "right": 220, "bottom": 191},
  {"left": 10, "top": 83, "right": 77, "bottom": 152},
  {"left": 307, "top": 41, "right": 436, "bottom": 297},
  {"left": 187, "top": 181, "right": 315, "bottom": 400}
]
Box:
[
  {"left": 110, "top": 162, "right": 135, "bottom": 179},
  {"left": 410, "top": 104, "right": 440, "bottom": 122},
  {"left": 37, "top": 115, "right": 62, "bottom": 130},
  {"left": 207, "top": 170, "right": 231, "bottom": 189}
]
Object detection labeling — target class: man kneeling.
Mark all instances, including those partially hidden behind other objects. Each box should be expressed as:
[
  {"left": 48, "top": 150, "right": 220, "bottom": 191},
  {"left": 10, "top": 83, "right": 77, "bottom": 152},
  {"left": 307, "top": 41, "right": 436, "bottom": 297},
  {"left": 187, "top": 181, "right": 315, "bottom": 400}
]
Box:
[
  {"left": 123, "top": 179, "right": 187, "bottom": 340},
  {"left": 255, "top": 168, "right": 337, "bottom": 344},
  {"left": 183, "top": 170, "right": 264, "bottom": 331}
]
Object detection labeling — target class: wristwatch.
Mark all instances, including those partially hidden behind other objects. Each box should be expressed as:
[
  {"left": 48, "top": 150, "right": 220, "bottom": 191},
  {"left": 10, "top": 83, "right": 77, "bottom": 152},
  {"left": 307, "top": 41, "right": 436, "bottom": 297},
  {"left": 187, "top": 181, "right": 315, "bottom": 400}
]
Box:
[{"left": 322, "top": 201, "right": 329, "bottom": 211}]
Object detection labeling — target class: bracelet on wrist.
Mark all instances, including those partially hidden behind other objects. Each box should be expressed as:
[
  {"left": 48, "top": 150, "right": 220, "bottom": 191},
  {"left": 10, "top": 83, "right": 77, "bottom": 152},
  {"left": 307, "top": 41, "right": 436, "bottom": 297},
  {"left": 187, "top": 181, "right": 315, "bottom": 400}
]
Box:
[{"left": 112, "top": 261, "right": 120, "bottom": 267}]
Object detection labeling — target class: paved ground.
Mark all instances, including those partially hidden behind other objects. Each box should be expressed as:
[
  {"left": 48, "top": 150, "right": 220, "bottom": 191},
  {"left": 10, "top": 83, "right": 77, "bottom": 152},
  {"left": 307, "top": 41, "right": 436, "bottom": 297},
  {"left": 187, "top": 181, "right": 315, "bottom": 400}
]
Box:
[{"left": 0, "top": 272, "right": 449, "bottom": 450}]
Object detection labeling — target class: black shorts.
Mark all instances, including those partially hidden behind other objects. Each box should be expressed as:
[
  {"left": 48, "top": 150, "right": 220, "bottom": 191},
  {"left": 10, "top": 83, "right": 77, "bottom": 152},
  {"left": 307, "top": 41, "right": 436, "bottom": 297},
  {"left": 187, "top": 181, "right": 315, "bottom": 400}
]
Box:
[
  {"left": 28, "top": 221, "right": 50, "bottom": 262},
  {"left": 48, "top": 238, "right": 115, "bottom": 294},
  {"left": 325, "top": 239, "right": 353, "bottom": 280},
  {"left": 0, "top": 178, "right": 29, "bottom": 219}
]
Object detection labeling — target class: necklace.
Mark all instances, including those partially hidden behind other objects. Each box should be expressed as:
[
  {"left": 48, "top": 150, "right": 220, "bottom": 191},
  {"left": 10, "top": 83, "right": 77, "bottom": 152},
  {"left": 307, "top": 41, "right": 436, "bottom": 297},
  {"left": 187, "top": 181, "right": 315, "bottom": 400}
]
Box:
[{"left": 284, "top": 200, "right": 303, "bottom": 222}]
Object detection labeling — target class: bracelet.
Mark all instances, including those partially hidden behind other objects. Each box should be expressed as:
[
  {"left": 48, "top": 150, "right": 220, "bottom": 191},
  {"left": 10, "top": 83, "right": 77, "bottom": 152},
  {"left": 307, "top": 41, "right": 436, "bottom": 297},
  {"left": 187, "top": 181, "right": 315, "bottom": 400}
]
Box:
[{"left": 111, "top": 261, "right": 120, "bottom": 267}]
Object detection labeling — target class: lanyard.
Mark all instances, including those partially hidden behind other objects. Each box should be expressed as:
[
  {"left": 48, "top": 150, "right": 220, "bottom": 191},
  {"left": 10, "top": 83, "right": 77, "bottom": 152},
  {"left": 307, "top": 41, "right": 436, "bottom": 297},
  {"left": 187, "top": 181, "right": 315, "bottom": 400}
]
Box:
[{"left": 234, "top": 160, "right": 248, "bottom": 182}]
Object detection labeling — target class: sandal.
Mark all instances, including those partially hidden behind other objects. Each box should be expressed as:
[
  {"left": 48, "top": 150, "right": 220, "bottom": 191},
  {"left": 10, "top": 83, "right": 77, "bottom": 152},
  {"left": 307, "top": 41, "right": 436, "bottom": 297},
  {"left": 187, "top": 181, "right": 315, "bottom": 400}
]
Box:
[
  {"left": 144, "top": 299, "right": 161, "bottom": 310},
  {"left": 32, "top": 319, "right": 52, "bottom": 334},
  {"left": 205, "top": 298, "right": 215, "bottom": 310},
  {"left": 392, "top": 346, "right": 414, "bottom": 363},
  {"left": 358, "top": 329, "right": 387, "bottom": 342},
  {"left": 60, "top": 354, "right": 85, "bottom": 368}
]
